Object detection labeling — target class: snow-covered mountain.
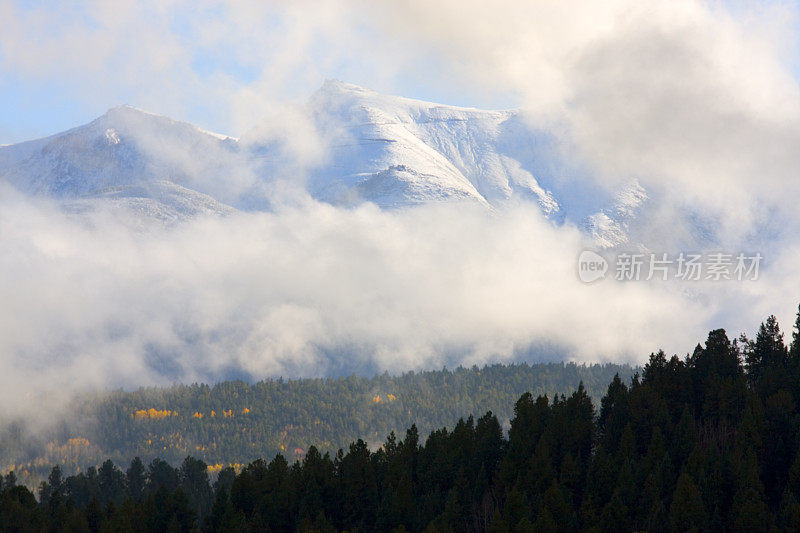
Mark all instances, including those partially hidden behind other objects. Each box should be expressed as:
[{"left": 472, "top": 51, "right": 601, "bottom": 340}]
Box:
[
  {"left": 0, "top": 80, "right": 641, "bottom": 242},
  {"left": 279, "top": 80, "right": 560, "bottom": 211},
  {"left": 0, "top": 105, "right": 240, "bottom": 220}
]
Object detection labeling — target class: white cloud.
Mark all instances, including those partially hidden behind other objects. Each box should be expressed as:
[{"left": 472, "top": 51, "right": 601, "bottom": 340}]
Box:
[
  {"left": 0, "top": 188, "right": 675, "bottom": 395},
  {"left": 366, "top": 0, "right": 800, "bottom": 242},
  {"left": 6, "top": 0, "right": 799, "bottom": 239},
  {"left": 2, "top": 0, "right": 800, "bottom": 420},
  {"left": 1, "top": 178, "right": 792, "bottom": 419}
]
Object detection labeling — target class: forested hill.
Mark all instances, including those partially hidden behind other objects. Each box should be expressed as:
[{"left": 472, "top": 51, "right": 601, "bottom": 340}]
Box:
[
  {"left": 4, "top": 312, "right": 800, "bottom": 530},
  {"left": 1, "top": 362, "right": 633, "bottom": 484}
]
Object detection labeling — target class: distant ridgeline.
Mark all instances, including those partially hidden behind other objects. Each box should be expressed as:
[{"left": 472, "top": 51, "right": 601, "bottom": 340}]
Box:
[{"left": 0, "top": 362, "right": 633, "bottom": 485}]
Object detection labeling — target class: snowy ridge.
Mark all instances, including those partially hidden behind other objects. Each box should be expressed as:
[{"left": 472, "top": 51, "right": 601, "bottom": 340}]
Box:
[
  {"left": 0, "top": 105, "right": 241, "bottom": 220},
  {"left": 0, "top": 81, "right": 642, "bottom": 242},
  {"left": 288, "top": 80, "right": 560, "bottom": 210}
]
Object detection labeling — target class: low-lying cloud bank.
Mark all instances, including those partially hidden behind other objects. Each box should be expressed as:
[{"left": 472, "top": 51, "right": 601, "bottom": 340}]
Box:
[
  {"left": 1, "top": 181, "right": 797, "bottom": 420},
  {"left": 3, "top": 0, "right": 800, "bottom": 425}
]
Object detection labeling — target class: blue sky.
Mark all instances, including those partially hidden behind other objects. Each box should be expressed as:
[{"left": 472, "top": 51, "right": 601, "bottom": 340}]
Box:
[
  {"left": 1, "top": 0, "right": 798, "bottom": 145},
  {"left": 0, "top": 1, "right": 525, "bottom": 144}
]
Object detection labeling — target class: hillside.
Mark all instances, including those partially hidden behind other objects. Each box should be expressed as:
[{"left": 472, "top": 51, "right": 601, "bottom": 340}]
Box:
[
  {"left": 0, "top": 362, "right": 633, "bottom": 485},
  {"left": 0, "top": 81, "right": 641, "bottom": 245},
  {"left": 4, "top": 313, "right": 800, "bottom": 531}
]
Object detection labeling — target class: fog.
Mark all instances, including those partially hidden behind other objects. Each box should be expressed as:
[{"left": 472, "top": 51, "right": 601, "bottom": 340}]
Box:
[
  {"left": 1, "top": 180, "right": 795, "bottom": 420},
  {"left": 2, "top": 0, "right": 800, "bottom": 421}
]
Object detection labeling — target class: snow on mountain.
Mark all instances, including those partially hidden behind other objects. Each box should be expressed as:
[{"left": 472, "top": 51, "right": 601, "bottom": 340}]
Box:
[
  {"left": 0, "top": 81, "right": 641, "bottom": 241},
  {"left": 244, "top": 80, "right": 562, "bottom": 211},
  {"left": 583, "top": 181, "right": 649, "bottom": 248},
  {"left": 0, "top": 105, "right": 239, "bottom": 220}
]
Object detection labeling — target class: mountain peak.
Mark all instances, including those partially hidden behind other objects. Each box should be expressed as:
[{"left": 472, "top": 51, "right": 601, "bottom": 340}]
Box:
[
  {"left": 318, "top": 79, "right": 372, "bottom": 95},
  {"left": 0, "top": 83, "right": 626, "bottom": 242},
  {"left": 310, "top": 80, "right": 381, "bottom": 109},
  {"left": 101, "top": 104, "right": 162, "bottom": 121},
  {"left": 91, "top": 105, "right": 234, "bottom": 141},
  {"left": 107, "top": 103, "right": 151, "bottom": 113},
  {"left": 311, "top": 80, "right": 508, "bottom": 118},
  {"left": 310, "top": 80, "right": 442, "bottom": 121}
]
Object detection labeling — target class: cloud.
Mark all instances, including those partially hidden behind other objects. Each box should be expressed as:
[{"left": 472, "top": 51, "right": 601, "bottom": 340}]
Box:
[
  {"left": 2, "top": 0, "right": 800, "bottom": 424},
  {"left": 2, "top": 176, "right": 795, "bottom": 422},
  {"left": 0, "top": 184, "right": 706, "bottom": 411},
  {"left": 367, "top": 1, "right": 800, "bottom": 243},
  {"left": 0, "top": 0, "right": 423, "bottom": 139},
  {"left": 6, "top": 0, "right": 800, "bottom": 242}
]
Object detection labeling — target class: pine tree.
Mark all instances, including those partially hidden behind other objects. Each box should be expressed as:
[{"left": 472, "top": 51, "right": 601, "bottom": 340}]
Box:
[
  {"left": 98, "top": 460, "right": 127, "bottom": 505},
  {"left": 747, "top": 315, "right": 789, "bottom": 396},
  {"left": 148, "top": 459, "right": 180, "bottom": 494},
  {"left": 598, "top": 375, "right": 629, "bottom": 456},
  {"left": 48, "top": 465, "right": 63, "bottom": 496},
  {"left": 732, "top": 486, "right": 772, "bottom": 532},
  {"left": 126, "top": 457, "right": 146, "bottom": 501},
  {"left": 599, "top": 489, "right": 630, "bottom": 533},
  {"left": 779, "top": 490, "right": 800, "bottom": 531},
  {"left": 645, "top": 499, "right": 669, "bottom": 533},
  {"left": 791, "top": 305, "right": 800, "bottom": 357},
  {"left": 180, "top": 456, "right": 213, "bottom": 519},
  {"left": 532, "top": 507, "right": 557, "bottom": 533},
  {"left": 669, "top": 473, "right": 708, "bottom": 532}
]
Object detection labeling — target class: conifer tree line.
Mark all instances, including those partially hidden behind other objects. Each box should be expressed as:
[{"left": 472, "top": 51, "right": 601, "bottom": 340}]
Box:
[
  {"left": 1, "top": 362, "right": 630, "bottom": 484},
  {"left": 2, "top": 308, "right": 800, "bottom": 531}
]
